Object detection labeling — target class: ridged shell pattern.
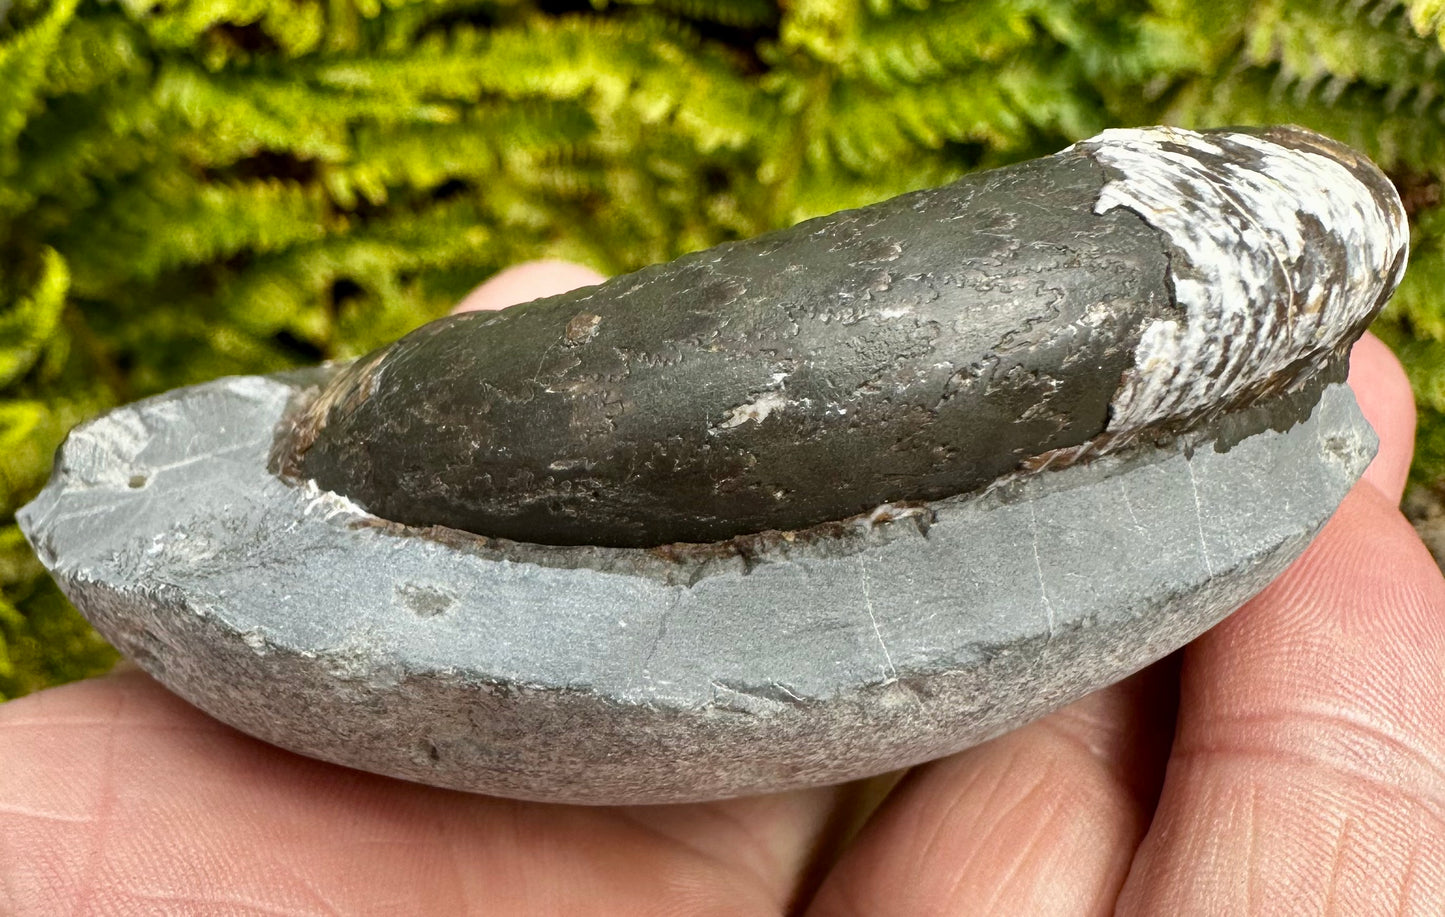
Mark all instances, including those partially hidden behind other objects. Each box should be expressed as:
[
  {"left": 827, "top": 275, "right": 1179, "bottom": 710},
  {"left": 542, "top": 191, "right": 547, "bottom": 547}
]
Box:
[{"left": 1077, "top": 127, "right": 1409, "bottom": 435}]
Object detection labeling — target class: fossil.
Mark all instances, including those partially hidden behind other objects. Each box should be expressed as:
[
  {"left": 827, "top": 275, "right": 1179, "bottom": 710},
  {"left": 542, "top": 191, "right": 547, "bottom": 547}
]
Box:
[
  {"left": 286, "top": 126, "right": 1405, "bottom": 549},
  {"left": 19, "top": 125, "right": 1407, "bottom": 803}
]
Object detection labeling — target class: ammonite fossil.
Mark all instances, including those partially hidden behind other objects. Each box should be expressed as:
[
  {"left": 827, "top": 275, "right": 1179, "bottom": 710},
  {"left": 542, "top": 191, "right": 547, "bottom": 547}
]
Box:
[{"left": 20, "top": 125, "right": 1407, "bottom": 803}]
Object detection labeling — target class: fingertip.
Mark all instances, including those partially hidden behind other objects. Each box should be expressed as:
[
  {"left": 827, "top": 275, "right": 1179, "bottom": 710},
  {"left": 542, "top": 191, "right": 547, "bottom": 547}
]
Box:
[
  {"left": 1118, "top": 484, "right": 1445, "bottom": 912},
  {"left": 453, "top": 260, "right": 606, "bottom": 314},
  {"left": 1348, "top": 332, "right": 1416, "bottom": 503}
]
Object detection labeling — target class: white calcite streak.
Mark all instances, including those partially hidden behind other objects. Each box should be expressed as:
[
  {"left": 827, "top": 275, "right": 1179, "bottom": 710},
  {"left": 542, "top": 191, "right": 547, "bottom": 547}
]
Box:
[{"left": 1076, "top": 126, "right": 1409, "bottom": 435}]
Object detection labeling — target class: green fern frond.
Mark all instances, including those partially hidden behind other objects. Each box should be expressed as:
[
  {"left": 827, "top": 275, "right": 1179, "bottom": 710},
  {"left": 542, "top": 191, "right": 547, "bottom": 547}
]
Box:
[
  {"left": 1136, "top": 0, "right": 1252, "bottom": 75},
  {"left": 43, "top": 13, "right": 148, "bottom": 96},
  {"left": 847, "top": 0, "right": 1039, "bottom": 87},
  {"left": 778, "top": 0, "right": 861, "bottom": 65},
  {"left": 1247, "top": 0, "right": 1445, "bottom": 98},
  {"left": 818, "top": 57, "right": 1100, "bottom": 177},
  {"left": 1165, "top": 63, "right": 1445, "bottom": 170},
  {"left": 154, "top": 63, "right": 458, "bottom": 165},
  {"left": 608, "top": 0, "right": 777, "bottom": 28},
  {"left": 8, "top": 90, "right": 154, "bottom": 214},
  {"left": 64, "top": 174, "right": 335, "bottom": 291},
  {"left": 122, "top": 0, "right": 328, "bottom": 59},
  {"left": 215, "top": 197, "right": 501, "bottom": 348},
  {"left": 478, "top": 17, "right": 768, "bottom": 152},
  {"left": 1407, "top": 0, "right": 1445, "bottom": 46},
  {"left": 0, "top": 249, "right": 69, "bottom": 390},
  {"left": 0, "top": 0, "right": 81, "bottom": 168},
  {"left": 316, "top": 16, "right": 768, "bottom": 155}
]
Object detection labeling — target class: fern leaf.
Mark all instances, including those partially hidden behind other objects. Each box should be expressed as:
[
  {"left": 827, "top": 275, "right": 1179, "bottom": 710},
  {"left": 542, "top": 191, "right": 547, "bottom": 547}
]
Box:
[
  {"left": 1247, "top": 0, "right": 1445, "bottom": 98},
  {"left": 123, "top": 0, "right": 327, "bottom": 58},
  {"left": 816, "top": 58, "right": 1100, "bottom": 177},
  {"left": 0, "top": 248, "right": 69, "bottom": 389},
  {"left": 1408, "top": 0, "right": 1445, "bottom": 46},
  {"left": 850, "top": 0, "right": 1039, "bottom": 88},
  {"left": 778, "top": 0, "right": 861, "bottom": 65},
  {"left": 0, "top": 0, "right": 81, "bottom": 166},
  {"left": 63, "top": 174, "right": 335, "bottom": 291},
  {"left": 1137, "top": 0, "right": 1253, "bottom": 74},
  {"left": 43, "top": 13, "right": 149, "bottom": 96},
  {"left": 153, "top": 63, "right": 458, "bottom": 164},
  {"left": 608, "top": 0, "right": 777, "bottom": 28}
]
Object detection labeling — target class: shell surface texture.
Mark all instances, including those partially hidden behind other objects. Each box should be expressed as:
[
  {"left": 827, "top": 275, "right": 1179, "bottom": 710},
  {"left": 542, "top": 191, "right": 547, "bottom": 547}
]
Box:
[{"left": 20, "top": 126, "right": 1406, "bottom": 803}]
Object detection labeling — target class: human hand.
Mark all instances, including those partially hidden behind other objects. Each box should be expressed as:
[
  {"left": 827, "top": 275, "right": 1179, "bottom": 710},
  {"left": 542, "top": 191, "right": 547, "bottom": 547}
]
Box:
[{"left": 2, "top": 262, "right": 1441, "bottom": 915}]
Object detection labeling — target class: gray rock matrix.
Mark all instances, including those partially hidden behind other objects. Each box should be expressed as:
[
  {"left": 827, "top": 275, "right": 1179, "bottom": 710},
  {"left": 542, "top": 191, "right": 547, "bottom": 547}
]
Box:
[{"left": 19, "top": 376, "right": 1372, "bottom": 803}]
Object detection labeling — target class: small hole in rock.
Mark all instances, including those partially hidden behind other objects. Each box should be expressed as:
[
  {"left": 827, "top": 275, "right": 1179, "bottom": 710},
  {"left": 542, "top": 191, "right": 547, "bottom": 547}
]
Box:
[{"left": 395, "top": 583, "right": 455, "bottom": 617}]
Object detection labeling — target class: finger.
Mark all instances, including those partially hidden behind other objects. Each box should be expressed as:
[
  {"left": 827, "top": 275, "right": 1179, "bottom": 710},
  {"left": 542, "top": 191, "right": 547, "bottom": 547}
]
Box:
[
  {"left": 1117, "top": 483, "right": 1445, "bottom": 913},
  {"left": 0, "top": 669, "right": 837, "bottom": 916},
  {"left": 808, "top": 659, "right": 1180, "bottom": 916},
  {"left": 1348, "top": 331, "right": 1416, "bottom": 504},
  {"left": 453, "top": 260, "right": 605, "bottom": 314}
]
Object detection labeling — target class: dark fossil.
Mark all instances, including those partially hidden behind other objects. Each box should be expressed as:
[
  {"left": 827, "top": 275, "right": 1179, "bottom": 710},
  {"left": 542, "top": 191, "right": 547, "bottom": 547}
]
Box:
[
  {"left": 287, "top": 125, "right": 1405, "bottom": 549},
  {"left": 19, "top": 125, "right": 1408, "bottom": 803}
]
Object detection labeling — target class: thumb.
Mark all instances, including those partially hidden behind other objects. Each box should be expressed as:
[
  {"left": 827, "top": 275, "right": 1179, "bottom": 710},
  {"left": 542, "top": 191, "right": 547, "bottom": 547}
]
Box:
[{"left": 453, "top": 260, "right": 606, "bottom": 314}]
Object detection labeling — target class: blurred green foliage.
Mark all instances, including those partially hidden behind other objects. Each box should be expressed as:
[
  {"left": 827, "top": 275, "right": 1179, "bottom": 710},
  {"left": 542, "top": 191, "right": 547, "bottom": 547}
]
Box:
[{"left": 4, "top": 0, "right": 1445, "bottom": 698}]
